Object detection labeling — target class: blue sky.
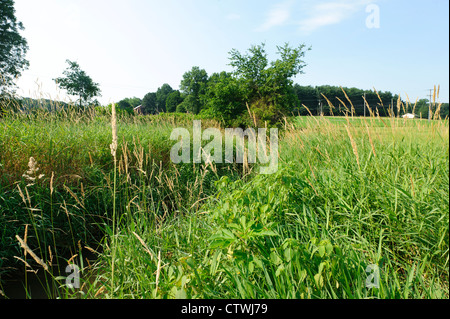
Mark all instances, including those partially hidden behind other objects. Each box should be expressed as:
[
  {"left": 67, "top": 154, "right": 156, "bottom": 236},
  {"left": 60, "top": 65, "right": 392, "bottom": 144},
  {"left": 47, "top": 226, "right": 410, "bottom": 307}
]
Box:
[{"left": 14, "top": 0, "right": 449, "bottom": 104}]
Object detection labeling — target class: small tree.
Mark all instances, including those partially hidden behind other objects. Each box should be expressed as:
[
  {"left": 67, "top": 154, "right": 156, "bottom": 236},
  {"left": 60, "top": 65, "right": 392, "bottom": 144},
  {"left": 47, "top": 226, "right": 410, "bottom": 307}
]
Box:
[{"left": 54, "top": 60, "right": 101, "bottom": 107}]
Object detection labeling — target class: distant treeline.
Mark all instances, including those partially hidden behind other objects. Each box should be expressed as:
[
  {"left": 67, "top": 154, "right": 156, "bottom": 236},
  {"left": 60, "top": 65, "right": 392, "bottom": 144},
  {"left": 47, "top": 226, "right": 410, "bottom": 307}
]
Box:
[
  {"left": 294, "top": 84, "right": 395, "bottom": 116},
  {"left": 118, "top": 83, "right": 448, "bottom": 119},
  {"left": 1, "top": 88, "right": 447, "bottom": 121},
  {"left": 19, "top": 97, "right": 70, "bottom": 111}
]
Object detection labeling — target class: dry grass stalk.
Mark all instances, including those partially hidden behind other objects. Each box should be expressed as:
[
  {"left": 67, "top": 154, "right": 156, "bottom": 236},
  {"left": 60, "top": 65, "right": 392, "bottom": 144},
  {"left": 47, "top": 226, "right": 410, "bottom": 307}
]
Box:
[
  {"left": 80, "top": 182, "right": 85, "bottom": 199},
  {"left": 155, "top": 250, "right": 162, "bottom": 292},
  {"left": 320, "top": 93, "right": 335, "bottom": 116},
  {"left": 307, "top": 160, "right": 316, "bottom": 179},
  {"left": 396, "top": 95, "right": 402, "bottom": 118},
  {"left": 24, "top": 224, "right": 28, "bottom": 257},
  {"left": 13, "top": 256, "right": 35, "bottom": 272},
  {"left": 64, "top": 184, "right": 85, "bottom": 209},
  {"left": 373, "top": 87, "right": 384, "bottom": 108},
  {"left": 67, "top": 254, "right": 78, "bottom": 264},
  {"left": 243, "top": 147, "right": 249, "bottom": 176},
  {"left": 302, "top": 104, "right": 320, "bottom": 125},
  {"left": 340, "top": 86, "right": 355, "bottom": 117},
  {"left": 48, "top": 245, "right": 53, "bottom": 266},
  {"left": 404, "top": 93, "right": 411, "bottom": 114},
  {"left": 246, "top": 102, "right": 257, "bottom": 127},
  {"left": 88, "top": 152, "right": 94, "bottom": 166},
  {"left": 436, "top": 84, "right": 440, "bottom": 104},
  {"left": 336, "top": 97, "right": 350, "bottom": 115},
  {"left": 345, "top": 125, "right": 360, "bottom": 168},
  {"left": 110, "top": 103, "right": 118, "bottom": 160},
  {"left": 17, "top": 184, "right": 26, "bottom": 205},
  {"left": 15, "top": 235, "right": 49, "bottom": 272},
  {"left": 362, "top": 95, "right": 374, "bottom": 117},
  {"left": 305, "top": 177, "right": 318, "bottom": 196},
  {"left": 132, "top": 231, "right": 154, "bottom": 260},
  {"left": 25, "top": 187, "right": 31, "bottom": 207},
  {"left": 94, "top": 286, "right": 107, "bottom": 298},
  {"left": 433, "top": 85, "right": 436, "bottom": 106},
  {"left": 61, "top": 200, "right": 70, "bottom": 219},
  {"left": 50, "top": 171, "right": 54, "bottom": 195},
  {"left": 434, "top": 102, "right": 443, "bottom": 120}
]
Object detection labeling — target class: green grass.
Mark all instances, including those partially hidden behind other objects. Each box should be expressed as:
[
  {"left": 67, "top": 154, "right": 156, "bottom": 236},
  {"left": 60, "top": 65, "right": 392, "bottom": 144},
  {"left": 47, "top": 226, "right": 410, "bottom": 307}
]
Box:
[{"left": 0, "top": 104, "right": 448, "bottom": 299}]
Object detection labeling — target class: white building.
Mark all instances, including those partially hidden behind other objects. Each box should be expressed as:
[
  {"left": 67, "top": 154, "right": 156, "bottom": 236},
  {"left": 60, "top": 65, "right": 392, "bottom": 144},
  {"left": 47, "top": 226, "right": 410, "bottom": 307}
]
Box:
[{"left": 402, "top": 113, "right": 416, "bottom": 119}]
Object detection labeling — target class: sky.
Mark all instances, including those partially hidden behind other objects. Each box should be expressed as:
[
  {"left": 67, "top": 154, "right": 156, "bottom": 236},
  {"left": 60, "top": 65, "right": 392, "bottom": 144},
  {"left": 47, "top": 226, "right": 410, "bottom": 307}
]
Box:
[{"left": 12, "top": 0, "right": 450, "bottom": 104}]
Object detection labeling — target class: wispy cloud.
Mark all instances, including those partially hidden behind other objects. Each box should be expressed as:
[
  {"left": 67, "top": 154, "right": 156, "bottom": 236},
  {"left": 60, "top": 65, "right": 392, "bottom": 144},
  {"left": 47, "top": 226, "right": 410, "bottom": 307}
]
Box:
[
  {"left": 255, "top": 0, "right": 294, "bottom": 32},
  {"left": 297, "top": 0, "right": 376, "bottom": 34}
]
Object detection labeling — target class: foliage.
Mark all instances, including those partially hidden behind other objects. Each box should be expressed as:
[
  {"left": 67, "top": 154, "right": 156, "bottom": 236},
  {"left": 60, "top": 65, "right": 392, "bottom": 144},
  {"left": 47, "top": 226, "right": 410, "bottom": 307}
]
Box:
[
  {"left": 117, "top": 97, "right": 141, "bottom": 113},
  {"left": 293, "top": 84, "right": 396, "bottom": 117},
  {"left": 165, "top": 90, "right": 184, "bottom": 113},
  {"left": 180, "top": 66, "right": 208, "bottom": 114},
  {"left": 141, "top": 92, "right": 157, "bottom": 114},
  {"left": 202, "top": 71, "right": 246, "bottom": 126},
  {"left": 228, "top": 43, "right": 309, "bottom": 126},
  {"left": 53, "top": 60, "right": 101, "bottom": 108},
  {"left": 0, "top": 0, "right": 29, "bottom": 95},
  {"left": 156, "top": 83, "right": 174, "bottom": 113},
  {"left": 415, "top": 99, "right": 449, "bottom": 119}
]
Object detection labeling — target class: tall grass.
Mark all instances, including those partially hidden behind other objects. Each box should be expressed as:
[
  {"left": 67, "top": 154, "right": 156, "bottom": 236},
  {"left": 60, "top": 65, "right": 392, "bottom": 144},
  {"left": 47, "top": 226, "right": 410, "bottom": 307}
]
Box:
[
  {"left": 0, "top": 97, "right": 448, "bottom": 299},
  {"left": 82, "top": 112, "right": 448, "bottom": 299}
]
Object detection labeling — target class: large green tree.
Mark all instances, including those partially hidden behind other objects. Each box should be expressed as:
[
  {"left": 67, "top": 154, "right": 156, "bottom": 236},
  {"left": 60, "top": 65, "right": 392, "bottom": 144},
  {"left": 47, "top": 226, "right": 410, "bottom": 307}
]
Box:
[
  {"left": 142, "top": 92, "right": 157, "bottom": 114},
  {"left": 0, "top": 0, "right": 29, "bottom": 95},
  {"left": 228, "top": 43, "right": 309, "bottom": 126},
  {"left": 156, "top": 83, "right": 173, "bottom": 113},
  {"left": 203, "top": 71, "right": 246, "bottom": 126},
  {"left": 180, "top": 66, "right": 208, "bottom": 114},
  {"left": 53, "top": 60, "right": 101, "bottom": 107},
  {"left": 165, "top": 90, "right": 183, "bottom": 113}
]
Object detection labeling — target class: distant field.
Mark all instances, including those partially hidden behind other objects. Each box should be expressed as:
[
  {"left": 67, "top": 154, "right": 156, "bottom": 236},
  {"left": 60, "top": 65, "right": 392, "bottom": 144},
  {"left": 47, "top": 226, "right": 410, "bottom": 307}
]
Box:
[
  {"left": 0, "top": 109, "right": 448, "bottom": 299},
  {"left": 292, "top": 115, "right": 443, "bottom": 128}
]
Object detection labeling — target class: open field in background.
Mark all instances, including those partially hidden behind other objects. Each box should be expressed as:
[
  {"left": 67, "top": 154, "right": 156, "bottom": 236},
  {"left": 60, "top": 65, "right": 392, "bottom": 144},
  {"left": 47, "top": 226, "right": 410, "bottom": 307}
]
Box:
[{"left": 0, "top": 105, "right": 448, "bottom": 299}]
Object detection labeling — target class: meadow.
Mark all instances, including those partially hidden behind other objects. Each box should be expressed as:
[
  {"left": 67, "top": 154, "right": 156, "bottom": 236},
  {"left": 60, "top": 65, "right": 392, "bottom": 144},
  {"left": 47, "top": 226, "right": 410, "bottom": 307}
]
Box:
[{"left": 0, "top": 103, "right": 448, "bottom": 299}]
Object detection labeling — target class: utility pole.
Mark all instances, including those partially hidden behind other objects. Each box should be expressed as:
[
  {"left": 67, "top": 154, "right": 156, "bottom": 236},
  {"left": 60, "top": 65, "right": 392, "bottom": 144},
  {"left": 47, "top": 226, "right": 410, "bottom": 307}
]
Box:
[{"left": 428, "top": 89, "right": 433, "bottom": 121}]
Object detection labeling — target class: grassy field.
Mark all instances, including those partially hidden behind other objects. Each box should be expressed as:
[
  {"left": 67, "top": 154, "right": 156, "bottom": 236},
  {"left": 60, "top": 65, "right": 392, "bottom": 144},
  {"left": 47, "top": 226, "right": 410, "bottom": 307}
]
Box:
[{"left": 0, "top": 105, "right": 448, "bottom": 299}]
